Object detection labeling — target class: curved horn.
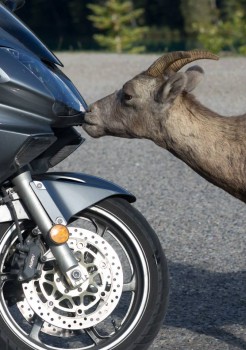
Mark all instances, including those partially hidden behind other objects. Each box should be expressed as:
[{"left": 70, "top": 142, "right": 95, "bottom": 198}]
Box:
[
  {"left": 167, "top": 49, "right": 219, "bottom": 73},
  {"left": 146, "top": 50, "right": 219, "bottom": 77},
  {"left": 146, "top": 51, "right": 191, "bottom": 77}
]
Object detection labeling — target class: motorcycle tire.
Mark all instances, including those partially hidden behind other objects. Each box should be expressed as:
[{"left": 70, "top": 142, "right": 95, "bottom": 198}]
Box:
[{"left": 0, "top": 197, "right": 169, "bottom": 350}]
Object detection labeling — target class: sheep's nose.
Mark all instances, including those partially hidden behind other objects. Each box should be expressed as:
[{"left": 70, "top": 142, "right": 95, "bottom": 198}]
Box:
[
  {"left": 87, "top": 105, "right": 92, "bottom": 112},
  {"left": 87, "top": 103, "right": 97, "bottom": 113}
]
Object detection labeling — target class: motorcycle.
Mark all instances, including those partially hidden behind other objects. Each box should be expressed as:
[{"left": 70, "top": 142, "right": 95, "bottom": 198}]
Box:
[{"left": 0, "top": 1, "right": 169, "bottom": 349}]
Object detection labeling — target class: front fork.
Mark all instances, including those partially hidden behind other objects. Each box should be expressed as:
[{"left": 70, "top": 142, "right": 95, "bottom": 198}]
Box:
[{"left": 12, "top": 170, "right": 85, "bottom": 288}]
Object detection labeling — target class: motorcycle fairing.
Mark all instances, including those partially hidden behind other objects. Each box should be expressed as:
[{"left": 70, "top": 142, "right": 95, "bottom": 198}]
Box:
[{"left": 0, "top": 172, "right": 135, "bottom": 224}]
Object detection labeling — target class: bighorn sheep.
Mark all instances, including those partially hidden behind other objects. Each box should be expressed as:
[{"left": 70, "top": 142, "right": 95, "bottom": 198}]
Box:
[{"left": 83, "top": 50, "right": 246, "bottom": 202}]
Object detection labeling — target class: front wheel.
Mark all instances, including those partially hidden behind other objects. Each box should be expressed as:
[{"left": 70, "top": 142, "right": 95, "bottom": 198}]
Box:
[{"left": 0, "top": 198, "right": 169, "bottom": 350}]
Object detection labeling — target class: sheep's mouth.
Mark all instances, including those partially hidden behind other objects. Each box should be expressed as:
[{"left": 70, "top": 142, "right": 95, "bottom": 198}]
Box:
[
  {"left": 82, "top": 114, "right": 102, "bottom": 136},
  {"left": 83, "top": 120, "right": 96, "bottom": 126},
  {"left": 83, "top": 113, "right": 97, "bottom": 126}
]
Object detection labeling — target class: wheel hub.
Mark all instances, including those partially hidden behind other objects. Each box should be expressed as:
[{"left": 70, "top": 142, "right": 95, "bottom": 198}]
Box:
[{"left": 20, "top": 227, "right": 123, "bottom": 330}]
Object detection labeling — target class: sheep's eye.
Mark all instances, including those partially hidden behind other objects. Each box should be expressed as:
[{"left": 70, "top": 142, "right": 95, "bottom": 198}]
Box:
[{"left": 123, "top": 92, "right": 132, "bottom": 101}]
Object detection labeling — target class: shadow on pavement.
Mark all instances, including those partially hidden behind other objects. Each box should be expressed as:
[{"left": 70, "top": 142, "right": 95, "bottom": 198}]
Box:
[{"left": 165, "top": 261, "right": 246, "bottom": 349}]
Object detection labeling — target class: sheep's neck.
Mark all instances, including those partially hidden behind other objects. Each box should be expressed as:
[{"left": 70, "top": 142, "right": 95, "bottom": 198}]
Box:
[{"left": 163, "top": 94, "right": 246, "bottom": 202}]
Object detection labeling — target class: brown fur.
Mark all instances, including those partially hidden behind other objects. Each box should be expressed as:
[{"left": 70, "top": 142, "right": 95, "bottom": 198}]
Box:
[
  {"left": 83, "top": 61, "right": 246, "bottom": 203},
  {"left": 165, "top": 93, "right": 246, "bottom": 201}
]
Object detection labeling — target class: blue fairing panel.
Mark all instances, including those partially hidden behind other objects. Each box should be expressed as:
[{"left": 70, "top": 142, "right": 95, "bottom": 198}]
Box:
[{"left": 34, "top": 172, "right": 136, "bottom": 222}]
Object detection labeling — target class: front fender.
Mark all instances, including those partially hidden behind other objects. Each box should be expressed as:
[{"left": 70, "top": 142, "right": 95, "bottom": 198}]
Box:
[{"left": 34, "top": 172, "right": 135, "bottom": 222}]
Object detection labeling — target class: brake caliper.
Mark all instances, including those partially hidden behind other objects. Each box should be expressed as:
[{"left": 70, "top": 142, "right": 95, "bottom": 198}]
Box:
[{"left": 11, "top": 232, "right": 44, "bottom": 282}]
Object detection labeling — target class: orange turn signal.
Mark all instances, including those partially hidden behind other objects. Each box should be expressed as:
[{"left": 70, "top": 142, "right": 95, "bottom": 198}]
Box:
[{"left": 49, "top": 224, "right": 69, "bottom": 244}]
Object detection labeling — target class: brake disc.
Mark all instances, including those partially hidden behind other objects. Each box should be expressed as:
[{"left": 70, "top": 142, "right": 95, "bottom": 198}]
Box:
[{"left": 19, "top": 227, "right": 123, "bottom": 331}]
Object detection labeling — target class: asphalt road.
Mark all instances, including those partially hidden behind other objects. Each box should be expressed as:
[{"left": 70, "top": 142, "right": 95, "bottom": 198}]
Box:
[
  {"left": 54, "top": 52, "right": 246, "bottom": 350},
  {"left": 54, "top": 53, "right": 246, "bottom": 350}
]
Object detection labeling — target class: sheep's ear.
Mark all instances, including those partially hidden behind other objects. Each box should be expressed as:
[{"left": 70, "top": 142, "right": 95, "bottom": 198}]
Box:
[
  {"left": 184, "top": 65, "right": 204, "bottom": 92},
  {"left": 156, "top": 72, "right": 187, "bottom": 104}
]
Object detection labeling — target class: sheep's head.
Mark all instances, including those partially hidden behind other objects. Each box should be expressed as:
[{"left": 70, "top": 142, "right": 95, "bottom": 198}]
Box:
[{"left": 83, "top": 50, "right": 219, "bottom": 144}]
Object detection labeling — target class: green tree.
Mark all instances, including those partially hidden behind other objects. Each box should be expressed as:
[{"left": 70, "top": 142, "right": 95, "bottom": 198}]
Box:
[
  {"left": 87, "top": 0, "right": 148, "bottom": 53},
  {"left": 180, "top": 0, "right": 218, "bottom": 48},
  {"left": 196, "top": 9, "right": 246, "bottom": 53}
]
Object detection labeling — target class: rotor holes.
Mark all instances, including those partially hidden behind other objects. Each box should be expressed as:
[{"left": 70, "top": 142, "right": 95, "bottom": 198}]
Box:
[
  {"left": 20, "top": 227, "right": 124, "bottom": 331},
  {"left": 29, "top": 314, "right": 32, "bottom": 318},
  {"left": 75, "top": 229, "right": 78, "bottom": 232}
]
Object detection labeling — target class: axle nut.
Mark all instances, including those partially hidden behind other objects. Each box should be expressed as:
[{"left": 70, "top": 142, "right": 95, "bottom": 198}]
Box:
[{"left": 71, "top": 270, "right": 82, "bottom": 280}]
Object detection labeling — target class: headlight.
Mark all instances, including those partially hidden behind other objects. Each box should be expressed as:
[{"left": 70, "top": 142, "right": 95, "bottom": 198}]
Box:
[{"left": 2, "top": 47, "right": 86, "bottom": 116}]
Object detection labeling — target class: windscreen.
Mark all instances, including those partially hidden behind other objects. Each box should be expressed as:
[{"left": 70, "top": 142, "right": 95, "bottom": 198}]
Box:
[{"left": 0, "top": 3, "right": 62, "bottom": 66}]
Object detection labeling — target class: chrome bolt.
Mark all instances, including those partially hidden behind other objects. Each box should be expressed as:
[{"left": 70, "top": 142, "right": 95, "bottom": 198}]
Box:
[
  {"left": 32, "top": 228, "right": 40, "bottom": 236},
  {"left": 56, "top": 217, "right": 65, "bottom": 224},
  {"left": 40, "top": 256, "right": 47, "bottom": 263},
  {"left": 77, "top": 242, "right": 84, "bottom": 249},
  {"left": 100, "top": 262, "right": 107, "bottom": 269},
  {"left": 71, "top": 270, "right": 82, "bottom": 280}
]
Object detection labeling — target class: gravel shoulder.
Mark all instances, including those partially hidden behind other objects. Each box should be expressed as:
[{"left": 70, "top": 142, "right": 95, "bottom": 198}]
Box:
[{"left": 54, "top": 52, "right": 246, "bottom": 350}]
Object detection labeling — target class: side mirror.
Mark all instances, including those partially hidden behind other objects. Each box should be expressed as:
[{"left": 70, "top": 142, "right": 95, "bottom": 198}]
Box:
[{"left": 2, "top": 0, "right": 25, "bottom": 11}]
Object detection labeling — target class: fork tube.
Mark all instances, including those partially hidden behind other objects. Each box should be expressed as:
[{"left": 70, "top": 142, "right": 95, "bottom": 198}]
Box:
[{"left": 12, "top": 170, "right": 78, "bottom": 275}]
